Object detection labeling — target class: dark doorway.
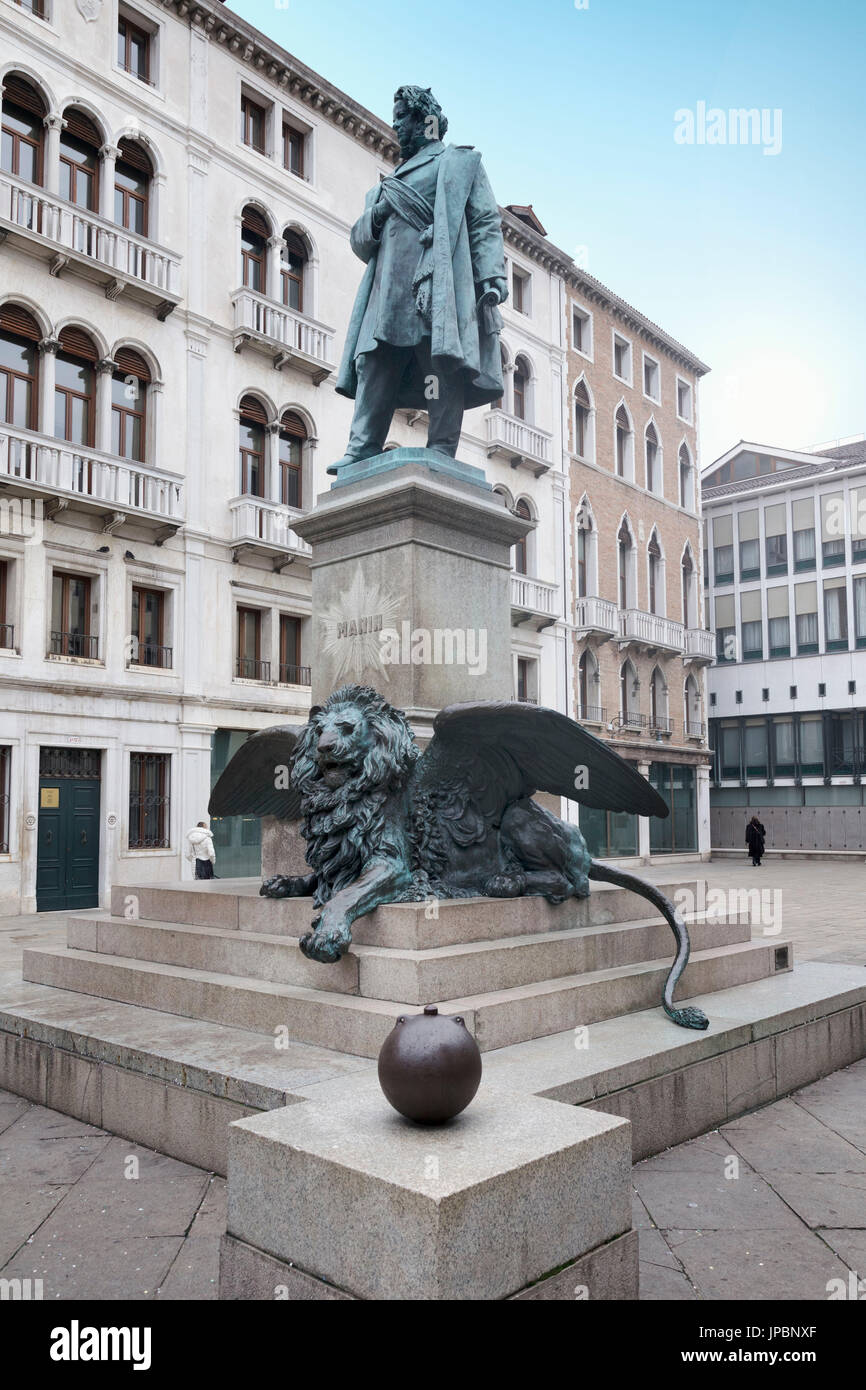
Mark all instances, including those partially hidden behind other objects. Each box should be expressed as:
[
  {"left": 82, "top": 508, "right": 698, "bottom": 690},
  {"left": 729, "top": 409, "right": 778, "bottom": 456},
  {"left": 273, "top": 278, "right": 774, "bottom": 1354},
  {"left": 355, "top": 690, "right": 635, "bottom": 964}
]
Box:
[{"left": 36, "top": 746, "right": 101, "bottom": 911}]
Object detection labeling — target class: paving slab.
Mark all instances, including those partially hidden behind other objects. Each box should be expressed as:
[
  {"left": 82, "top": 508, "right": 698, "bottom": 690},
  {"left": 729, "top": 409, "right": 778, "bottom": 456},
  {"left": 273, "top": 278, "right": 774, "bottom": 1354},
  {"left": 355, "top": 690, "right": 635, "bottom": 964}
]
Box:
[
  {"left": 663, "top": 1226, "right": 852, "bottom": 1301},
  {"left": 760, "top": 1171, "right": 866, "bottom": 1229},
  {"left": 633, "top": 1167, "right": 808, "bottom": 1232},
  {"left": 721, "top": 1097, "right": 866, "bottom": 1173}
]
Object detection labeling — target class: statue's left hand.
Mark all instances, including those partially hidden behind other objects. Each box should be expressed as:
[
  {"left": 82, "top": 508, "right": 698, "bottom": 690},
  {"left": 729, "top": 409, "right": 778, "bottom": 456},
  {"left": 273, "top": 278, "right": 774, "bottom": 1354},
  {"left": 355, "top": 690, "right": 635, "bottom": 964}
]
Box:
[{"left": 481, "top": 276, "right": 509, "bottom": 305}]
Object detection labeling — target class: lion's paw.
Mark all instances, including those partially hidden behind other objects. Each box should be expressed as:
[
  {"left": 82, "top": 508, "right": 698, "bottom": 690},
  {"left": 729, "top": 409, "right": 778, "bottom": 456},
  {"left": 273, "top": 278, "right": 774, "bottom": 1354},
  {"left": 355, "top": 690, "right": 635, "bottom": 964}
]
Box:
[
  {"left": 299, "top": 913, "right": 352, "bottom": 964},
  {"left": 484, "top": 872, "right": 527, "bottom": 898}
]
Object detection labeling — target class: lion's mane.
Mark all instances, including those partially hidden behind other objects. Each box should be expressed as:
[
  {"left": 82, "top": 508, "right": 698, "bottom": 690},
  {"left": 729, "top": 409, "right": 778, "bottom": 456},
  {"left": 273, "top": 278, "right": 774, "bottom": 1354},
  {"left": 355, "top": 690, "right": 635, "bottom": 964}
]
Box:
[{"left": 290, "top": 685, "right": 419, "bottom": 907}]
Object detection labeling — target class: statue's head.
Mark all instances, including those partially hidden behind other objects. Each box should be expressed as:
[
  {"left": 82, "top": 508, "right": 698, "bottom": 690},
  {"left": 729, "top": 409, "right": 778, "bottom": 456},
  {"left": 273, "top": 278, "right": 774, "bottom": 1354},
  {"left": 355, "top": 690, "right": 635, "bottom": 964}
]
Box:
[
  {"left": 292, "top": 684, "right": 419, "bottom": 795},
  {"left": 393, "top": 85, "right": 448, "bottom": 159}
]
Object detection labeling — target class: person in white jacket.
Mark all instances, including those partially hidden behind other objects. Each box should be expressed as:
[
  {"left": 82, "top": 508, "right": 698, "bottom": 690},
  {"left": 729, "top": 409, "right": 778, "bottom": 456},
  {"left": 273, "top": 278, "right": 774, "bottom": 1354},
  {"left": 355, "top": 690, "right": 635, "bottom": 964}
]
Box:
[{"left": 186, "top": 822, "right": 216, "bottom": 880}]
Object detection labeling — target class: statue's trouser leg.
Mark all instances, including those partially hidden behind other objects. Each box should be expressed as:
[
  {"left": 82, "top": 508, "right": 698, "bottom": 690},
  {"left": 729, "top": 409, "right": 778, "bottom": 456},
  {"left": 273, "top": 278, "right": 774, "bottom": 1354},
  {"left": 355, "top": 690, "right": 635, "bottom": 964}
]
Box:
[
  {"left": 416, "top": 341, "right": 465, "bottom": 457},
  {"left": 344, "top": 345, "right": 411, "bottom": 460}
]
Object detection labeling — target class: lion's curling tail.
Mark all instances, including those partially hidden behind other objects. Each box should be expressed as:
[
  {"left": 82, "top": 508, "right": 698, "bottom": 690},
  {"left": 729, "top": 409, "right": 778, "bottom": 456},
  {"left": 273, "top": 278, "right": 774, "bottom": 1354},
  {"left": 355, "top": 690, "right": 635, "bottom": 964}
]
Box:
[{"left": 587, "top": 861, "right": 709, "bottom": 1030}]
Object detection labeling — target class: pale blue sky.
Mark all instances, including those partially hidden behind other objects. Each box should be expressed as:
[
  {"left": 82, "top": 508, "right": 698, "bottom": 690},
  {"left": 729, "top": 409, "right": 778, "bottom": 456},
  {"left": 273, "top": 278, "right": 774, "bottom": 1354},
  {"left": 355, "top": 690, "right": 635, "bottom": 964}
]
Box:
[{"left": 227, "top": 0, "right": 865, "bottom": 466}]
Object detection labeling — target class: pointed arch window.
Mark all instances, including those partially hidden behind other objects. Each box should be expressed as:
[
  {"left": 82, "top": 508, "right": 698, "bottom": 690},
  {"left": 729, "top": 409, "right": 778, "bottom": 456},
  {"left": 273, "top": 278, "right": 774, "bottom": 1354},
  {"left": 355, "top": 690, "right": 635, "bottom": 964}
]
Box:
[
  {"left": 513, "top": 357, "right": 530, "bottom": 421},
  {"left": 60, "top": 109, "right": 101, "bottom": 212},
  {"left": 1, "top": 74, "right": 46, "bottom": 186},
  {"left": 574, "top": 380, "right": 591, "bottom": 458},
  {"left": 0, "top": 302, "right": 40, "bottom": 430},
  {"left": 618, "top": 520, "right": 633, "bottom": 609},
  {"left": 279, "top": 410, "right": 306, "bottom": 509},
  {"left": 648, "top": 533, "right": 662, "bottom": 615},
  {"left": 615, "top": 405, "right": 631, "bottom": 478},
  {"left": 241, "top": 206, "right": 269, "bottom": 294},
  {"left": 679, "top": 444, "right": 693, "bottom": 509},
  {"left": 645, "top": 422, "right": 659, "bottom": 493},
  {"left": 682, "top": 549, "right": 695, "bottom": 627}
]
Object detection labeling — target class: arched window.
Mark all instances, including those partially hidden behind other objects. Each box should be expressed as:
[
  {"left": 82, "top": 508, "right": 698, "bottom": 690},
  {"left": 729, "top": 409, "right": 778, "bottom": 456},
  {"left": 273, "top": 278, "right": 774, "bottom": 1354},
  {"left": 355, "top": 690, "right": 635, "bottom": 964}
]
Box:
[
  {"left": 679, "top": 443, "right": 693, "bottom": 509},
  {"left": 574, "top": 379, "right": 591, "bottom": 458},
  {"left": 615, "top": 405, "right": 631, "bottom": 478},
  {"left": 650, "top": 667, "right": 668, "bottom": 731},
  {"left": 684, "top": 674, "right": 701, "bottom": 737},
  {"left": 618, "top": 519, "right": 633, "bottom": 609},
  {"left": 279, "top": 410, "right": 306, "bottom": 509},
  {"left": 578, "top": 650, "right": 589, "bottom": 717},
  {"left": 578, "top": 648, "right": 598, "bottom": 719},
  {"left": 114, "top": 139, "right": 151, "bottom": 236},
  {"left": 55, "top": 326, "right": 97, "bottom": 446},
  {"left": 648, "top": 532, "right": 663, "bottom": 615},
  {"left": 513, "top": 498, "right": 531, "bottom": 575},
  {"left": 111, "top": 348, "right": 150, "bottom": 462},
  {"left": 241, "top": 206, "right": 269, "bottom": 294},
  {"left": 513, "top": 356, "right": 530, "bottom": 421},
  {"left": 0, "top": 302, "right": 40, "bottom": 430},
  {"left": 620, "top": 658, "right": 638, "bottom": 722},
  {"left": 682, "top": 548, "right": 695, "bottom": 627},
  {"left": 1, "top": 74, "right": 46, "bottom": 185},
  {"left": 238, "top": 395, "right": 267, "bottom": 496},
  {"left": 645, "top": 422, "right": 659, "bottom": 493},
  {"left": 577, "top": 518, "right": 588, "bottom": 598},
  {"left": 60, "top": 108, "right": 101, "bottom": 211},
  {"left": 281, "top": 229, "right": 308, "bottom": 312}
]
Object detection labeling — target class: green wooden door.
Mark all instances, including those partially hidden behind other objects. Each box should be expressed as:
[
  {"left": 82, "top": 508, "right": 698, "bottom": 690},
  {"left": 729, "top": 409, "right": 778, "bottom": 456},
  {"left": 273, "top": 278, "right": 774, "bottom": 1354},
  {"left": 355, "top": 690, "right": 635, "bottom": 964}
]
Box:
[{"left": 36, "top": 776, "right": 100, "bottom": 912}]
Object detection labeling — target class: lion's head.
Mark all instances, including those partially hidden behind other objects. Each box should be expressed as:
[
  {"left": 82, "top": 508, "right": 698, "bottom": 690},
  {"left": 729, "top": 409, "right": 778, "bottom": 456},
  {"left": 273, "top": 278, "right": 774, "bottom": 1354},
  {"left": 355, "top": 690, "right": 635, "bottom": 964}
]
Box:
[{"left": 292, "top": 685, "right": 419, "bottom": 802}]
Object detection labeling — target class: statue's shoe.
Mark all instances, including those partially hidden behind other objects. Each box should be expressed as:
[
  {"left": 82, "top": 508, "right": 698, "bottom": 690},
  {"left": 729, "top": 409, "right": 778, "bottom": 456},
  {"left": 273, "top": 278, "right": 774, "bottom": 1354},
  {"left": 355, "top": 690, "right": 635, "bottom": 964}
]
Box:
[{"left": 327, "top": 450, "right": 379, "bottom": 476}]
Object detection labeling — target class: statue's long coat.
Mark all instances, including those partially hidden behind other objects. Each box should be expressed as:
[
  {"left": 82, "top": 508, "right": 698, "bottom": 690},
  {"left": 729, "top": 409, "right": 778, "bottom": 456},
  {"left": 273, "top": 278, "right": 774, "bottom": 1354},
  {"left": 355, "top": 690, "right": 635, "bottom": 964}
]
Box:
[{"left": 335, "top": 142, "right": 506, "bottom": 411}]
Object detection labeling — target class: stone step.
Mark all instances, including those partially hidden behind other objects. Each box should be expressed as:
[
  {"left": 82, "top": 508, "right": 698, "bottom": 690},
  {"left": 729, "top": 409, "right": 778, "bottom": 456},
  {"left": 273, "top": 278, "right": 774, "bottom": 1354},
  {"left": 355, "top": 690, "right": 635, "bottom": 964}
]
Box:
[
  {"left": 2, "top": 960, "right": 862, "bottom": 1172},
  {"left": 109, "top": 877, "right": 707, "bottom": 949},
  {"left": 22, "top": 937, "right": 791, "bottom": 1058},
  {"left": 67, "top": 909, "right": 751, "bottom": 1005}
]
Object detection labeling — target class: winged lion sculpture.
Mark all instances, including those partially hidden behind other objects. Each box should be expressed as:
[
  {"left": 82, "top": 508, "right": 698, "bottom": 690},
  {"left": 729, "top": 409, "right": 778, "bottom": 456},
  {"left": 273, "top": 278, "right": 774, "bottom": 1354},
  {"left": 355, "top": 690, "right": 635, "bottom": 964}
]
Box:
[{"left": 209, "top": 684, "right": 709, "bottom": 1030}]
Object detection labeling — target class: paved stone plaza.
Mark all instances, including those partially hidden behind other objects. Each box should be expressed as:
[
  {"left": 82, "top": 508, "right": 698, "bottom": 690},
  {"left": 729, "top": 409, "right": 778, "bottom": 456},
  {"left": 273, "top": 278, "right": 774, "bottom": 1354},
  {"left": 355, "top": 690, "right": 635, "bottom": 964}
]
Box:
[{"left": 0, "top": 858, "right": 863, "bottom": 1301}]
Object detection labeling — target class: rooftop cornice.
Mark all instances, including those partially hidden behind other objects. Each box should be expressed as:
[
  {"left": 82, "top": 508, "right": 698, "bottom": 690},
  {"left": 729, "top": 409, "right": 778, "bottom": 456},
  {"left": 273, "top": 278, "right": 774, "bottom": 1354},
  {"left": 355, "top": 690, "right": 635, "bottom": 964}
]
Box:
[
  {"left": 163, "top": 0, "right": 400, "bottom": 161},
  {"left": 500, "top": 210, "right": 709, "bottom": 377}
]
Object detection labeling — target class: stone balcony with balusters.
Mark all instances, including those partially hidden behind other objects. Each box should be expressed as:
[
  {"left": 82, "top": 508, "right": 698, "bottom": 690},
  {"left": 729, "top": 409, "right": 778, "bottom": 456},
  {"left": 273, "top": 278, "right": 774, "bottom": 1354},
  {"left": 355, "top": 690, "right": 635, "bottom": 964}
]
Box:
[
  {"left": 0, "top": 172, "right": 181, "bottom": 318},
  {"left": 232, "top": 290, "right": 335, "bottom": 382}
]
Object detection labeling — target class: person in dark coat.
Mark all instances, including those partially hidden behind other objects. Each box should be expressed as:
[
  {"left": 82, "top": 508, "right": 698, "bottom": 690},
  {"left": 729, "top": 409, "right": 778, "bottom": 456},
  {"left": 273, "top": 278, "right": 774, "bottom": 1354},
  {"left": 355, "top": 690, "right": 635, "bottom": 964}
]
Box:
[{"left": 746, "top": 815, "right": 766, "bottom": 866}]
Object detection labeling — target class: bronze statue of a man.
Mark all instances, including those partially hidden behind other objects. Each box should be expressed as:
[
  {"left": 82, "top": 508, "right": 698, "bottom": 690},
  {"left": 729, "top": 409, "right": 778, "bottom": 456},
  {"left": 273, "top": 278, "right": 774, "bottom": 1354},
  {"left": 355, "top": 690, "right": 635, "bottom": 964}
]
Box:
[{"left": 331, "top": 86, "right": 508, "bottom": 473}]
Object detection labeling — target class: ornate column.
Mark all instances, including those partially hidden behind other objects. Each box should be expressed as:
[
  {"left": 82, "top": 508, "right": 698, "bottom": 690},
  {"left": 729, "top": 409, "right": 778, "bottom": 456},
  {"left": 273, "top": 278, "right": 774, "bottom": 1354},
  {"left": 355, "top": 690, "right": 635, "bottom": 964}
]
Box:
[
  {"left": 266, "top": 422, "right": 281, "bottom": 504},
  {"left": 267, "top": 236, "right": 285, "bottom": 306},
  {"left": 99, "top": 144, "right": 120, "bottom": 223},
  {"left": 42, "top": 114, "right": 64, "bottom": 196},
  {"left": 37, "top": 337, "right": 60, "bottom": 436},
  {"left": 96, "top": 357, "right": 118, "bottom": 455}
]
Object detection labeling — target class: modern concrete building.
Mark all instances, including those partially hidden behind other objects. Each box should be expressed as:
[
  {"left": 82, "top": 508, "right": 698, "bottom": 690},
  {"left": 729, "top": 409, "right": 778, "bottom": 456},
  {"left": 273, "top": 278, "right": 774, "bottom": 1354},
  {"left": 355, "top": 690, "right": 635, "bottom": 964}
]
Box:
[
  {"left": 703, "top": 437, "right": 866, "bottom": 853},
  {"left": 0, "top": 0, "right": 574, "bottom": 913}
]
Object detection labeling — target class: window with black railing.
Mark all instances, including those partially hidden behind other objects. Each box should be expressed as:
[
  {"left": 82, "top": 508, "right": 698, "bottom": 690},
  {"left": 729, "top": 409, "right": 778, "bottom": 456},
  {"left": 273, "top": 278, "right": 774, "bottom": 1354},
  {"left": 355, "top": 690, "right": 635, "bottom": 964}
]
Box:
[
  {"left": 51, "top": 572, "right": 95, "bottom": 658},
  {"left": 129, "top": 751, "right": 170, "bottom": 849},
  {"left": 130, "top": 586, "right": 170, "bottom": 668}
]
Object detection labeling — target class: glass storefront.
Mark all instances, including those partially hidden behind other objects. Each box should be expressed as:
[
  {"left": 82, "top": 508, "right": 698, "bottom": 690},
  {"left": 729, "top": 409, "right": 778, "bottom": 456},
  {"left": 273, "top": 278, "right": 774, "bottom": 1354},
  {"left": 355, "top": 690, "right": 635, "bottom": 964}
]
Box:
[
  {"left": 209, "top": 729, "right": 261, "bottom": 877},
  {"left": 649, "top": 762, "right": 697, "bottom": 853}
]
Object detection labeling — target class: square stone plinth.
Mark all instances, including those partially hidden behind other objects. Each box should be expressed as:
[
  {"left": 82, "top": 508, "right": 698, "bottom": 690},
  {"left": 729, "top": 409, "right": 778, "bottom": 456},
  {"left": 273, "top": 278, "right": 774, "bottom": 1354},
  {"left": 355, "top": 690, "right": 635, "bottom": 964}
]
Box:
[{"left": 225, "top": 1078, "right": 632, "bottom": 1301}]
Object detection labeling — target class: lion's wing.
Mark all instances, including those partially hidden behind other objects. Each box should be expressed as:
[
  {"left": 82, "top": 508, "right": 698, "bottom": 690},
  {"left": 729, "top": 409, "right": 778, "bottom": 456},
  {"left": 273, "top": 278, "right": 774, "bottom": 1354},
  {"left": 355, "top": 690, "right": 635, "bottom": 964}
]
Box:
[
  {"left": 413, "top": 702, "right": 669, "bottom": 820},
  {"left": 208, "top": 726, "right": 302, "bottom": 820}
]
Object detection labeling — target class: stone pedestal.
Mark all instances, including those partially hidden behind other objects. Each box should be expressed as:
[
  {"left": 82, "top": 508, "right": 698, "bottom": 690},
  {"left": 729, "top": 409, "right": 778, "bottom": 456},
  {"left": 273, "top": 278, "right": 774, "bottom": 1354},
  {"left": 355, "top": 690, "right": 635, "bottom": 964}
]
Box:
[
  {"left": 293, "top": 451, "right": 532, "bottom": 731},
  {"left": 220, "top": 1075, "right": 636, "bottom": 1301}
]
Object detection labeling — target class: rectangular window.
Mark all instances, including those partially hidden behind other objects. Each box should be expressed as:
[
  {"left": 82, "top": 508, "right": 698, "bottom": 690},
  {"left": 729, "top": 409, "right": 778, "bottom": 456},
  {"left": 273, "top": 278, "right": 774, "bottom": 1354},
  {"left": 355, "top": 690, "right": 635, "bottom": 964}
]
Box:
[
  {"left": 50, "top": 572, "right": 96, "bottom": 658},
  {"left": 613, "top": 333, "right": 632, "bottom": 383},
  {"left": 823, "top": 578, "right": 848, "bottom": 650},
  {"left": 715, "top": 592, "right": 735, "bottom": 662},
  {"left": 0, "top": 558, "right": 9, "bottom": 649},
  {"left": 676, "top": 377, "right": 693, "bottom": 422},
  {"left": 773, "top": 718, "right": 796, "bottom": 775},
  {"left": 713, "top": 514, "right": 734, "bottom": 585},
  {"left": 283, "top": 123, "right": 306, "bottom": 178},
  {"left": 117, "top": 14, "right": 151, "bottom": 83},
  {"left": 516, "top": 657, "right": 536, "bottom": 702},
  {"left": 821, "top": 492, "right": 846, "bottom": 566},
  {"left": 572, "top": 305, "right": 592, "bottom": 356},
  {"left": 720, "top": 723, "right": 741, "bottom": 779},
  {"left": 740, "top": 589, "right": 763, "bottom": 660},
  {"left": 764, "top": 503, "right": 788, "bottom": 575},
  {"left": 130, "top": 586, "right": 170, "bottom": 668},
  {"left": 237, "top": 607, "right": 268, "bottom": 681},
  {"left": 643, "top": 355, "right": 660, "bottom": 401},
  {"left": 854, "top": 575, "right": 866, "bottom": 647},
  {"left": 851, "top": 488, "right": 866, "bottom": 560},
  {"left": 738, "top": 509, "right": 760, "bottom": 579},
  {"left": 279, "top": 614, "right": 307, "bottom": 684},
  {"left": 512, "top": 267, "right": 530, "bottom": 314},
  {"left": 744, "top": 721, "right": 768, "bottom": 777},
  {"left": 795, "top": 581, "right": 819, "bottom": 653},
  {"left": 767, "top": 584, "right": 790, "bottom": 657},
  {"left": 799, "top": 716, "right": 824, "bottom": 775},
  {"left": 792, "top": 497, "right": 815, "bottom": 571},
  {"left": 242, "top": 94, "right": 267, "bottom": 154},
  {"left": 15, "top": 1, "right": 47, "bottom": 18},
  {"left": 129, "top": 752, "right": 170, "bottom": 849}
]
